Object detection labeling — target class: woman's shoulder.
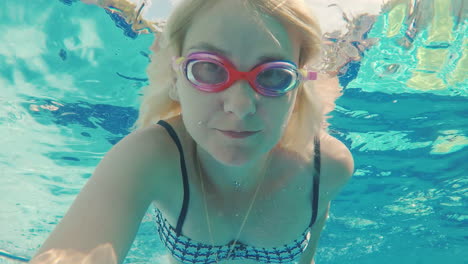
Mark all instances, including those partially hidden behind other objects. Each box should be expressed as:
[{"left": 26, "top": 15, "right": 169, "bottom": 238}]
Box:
[
  {"left": 320, "top": 133, "right": 354, "bottom": 169},
  {"left": 124, "top": 121, "right": 178, "bottom": 159},
  {"left": 317, "top": 133, "right": 354, "bottom": 200},
  {"left": 117, "top": 121, "right": 181, "bottom": 199}
]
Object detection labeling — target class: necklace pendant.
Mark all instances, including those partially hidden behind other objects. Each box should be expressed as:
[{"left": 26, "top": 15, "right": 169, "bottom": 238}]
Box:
[{"left": 234, "top": 180, "right": 241, "bottom": 190}]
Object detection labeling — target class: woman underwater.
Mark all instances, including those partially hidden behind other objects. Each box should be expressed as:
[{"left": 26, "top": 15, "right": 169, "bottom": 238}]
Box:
[{"left": 30, "top": 0, "right": 354, "bottom": 263}]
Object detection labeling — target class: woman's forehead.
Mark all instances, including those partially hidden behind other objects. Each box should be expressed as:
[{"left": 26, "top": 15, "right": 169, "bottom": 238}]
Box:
[{"left": 182, "top": 1, "right": 300, "bottom": 66}]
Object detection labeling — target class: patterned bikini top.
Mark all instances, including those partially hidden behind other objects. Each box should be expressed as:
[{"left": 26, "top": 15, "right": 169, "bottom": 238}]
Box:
[{"left": 155, "top": 120, "right": 321, "bottom": 264}]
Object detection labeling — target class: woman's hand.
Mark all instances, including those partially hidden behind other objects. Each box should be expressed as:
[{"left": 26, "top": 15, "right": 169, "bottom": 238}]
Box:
[{"left": 30, "top": 243, "right": 117, "bottom": 264}]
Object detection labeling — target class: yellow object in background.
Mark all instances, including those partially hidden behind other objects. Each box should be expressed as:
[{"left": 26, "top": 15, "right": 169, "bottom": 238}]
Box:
[
  {"left": 431, "top": 130, "right": 468, "bottom": 155},
  {"left": 407, "top": 48, "right": 449, "bottom": 91},
  {"left": 384, "top": 0, "right": 465, "bottom": 91},
  {"left": 447, "top": 38, "right": 467, "bottom": 87},
  {"left": 427, "top": 0, "right": 455, "bottom": 44},
  {"left": 386, "top": 2, "right": 406, "bottom": 38}
]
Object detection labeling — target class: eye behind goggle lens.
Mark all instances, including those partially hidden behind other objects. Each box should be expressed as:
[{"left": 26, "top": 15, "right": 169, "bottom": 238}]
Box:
[
  {"left": 187, "top": 60, "right": 227, "bottom": 85},
  {"left": 257, "top": 67, "right": 297, "bottom": 91}
]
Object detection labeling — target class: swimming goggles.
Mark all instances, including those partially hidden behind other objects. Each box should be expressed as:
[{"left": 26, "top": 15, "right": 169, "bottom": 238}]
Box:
[{"left": 172, "top": 51, "right": 317, "bottom": 97}]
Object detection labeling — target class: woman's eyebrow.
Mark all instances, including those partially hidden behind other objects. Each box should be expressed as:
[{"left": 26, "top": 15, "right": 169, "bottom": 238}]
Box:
[
  {"left": 188, "top": 42, "right": 229, "bottom": 56},
  {"left": 187, "top": 42, "right": 288, "bottom": 62}
]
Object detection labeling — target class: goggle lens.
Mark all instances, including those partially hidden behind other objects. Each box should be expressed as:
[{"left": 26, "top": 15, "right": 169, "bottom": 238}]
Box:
[
  {"left": 187, "top": 60, "right": 227, "bottom": 85},
  {"left": 256, "top": 67, "right": 296, "bottom": 91}
]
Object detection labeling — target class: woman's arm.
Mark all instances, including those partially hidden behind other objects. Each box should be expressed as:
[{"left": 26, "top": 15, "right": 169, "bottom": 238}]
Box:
[{"left": 29, "top": 126, "right": 171, "bottom": 264}]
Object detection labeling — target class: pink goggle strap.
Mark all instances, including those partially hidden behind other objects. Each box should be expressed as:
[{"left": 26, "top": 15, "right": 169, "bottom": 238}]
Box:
[
  {"left": 172, "top": 56, "right": 185, "bottom": 71},
  {"left": 299, "top": 69, "right": 318, "bottom": 81}
]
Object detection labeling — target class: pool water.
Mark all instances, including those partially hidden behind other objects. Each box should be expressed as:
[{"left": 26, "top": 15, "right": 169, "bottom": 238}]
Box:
[{"left": 0, "top": 0, "right": 467, "bottom": 263}]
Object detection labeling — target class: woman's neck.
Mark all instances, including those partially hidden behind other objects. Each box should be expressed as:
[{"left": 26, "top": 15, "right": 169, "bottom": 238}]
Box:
[{"left": 195, "top": 144, "right": 272, "bottom": 195}]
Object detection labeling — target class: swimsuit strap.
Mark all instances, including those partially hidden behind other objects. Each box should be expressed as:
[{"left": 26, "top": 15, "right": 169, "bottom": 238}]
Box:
[
  {"left": 157, "top": 120, "right": 190, "bottom": 236},
  {"left": 309, "top": 136, "right": 321, "bottom": 227}
]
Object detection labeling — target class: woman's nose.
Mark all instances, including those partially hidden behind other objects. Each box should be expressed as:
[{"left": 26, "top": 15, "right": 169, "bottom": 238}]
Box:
[{"left": 222, "top": 80, "right": 259, "bottom": 118}]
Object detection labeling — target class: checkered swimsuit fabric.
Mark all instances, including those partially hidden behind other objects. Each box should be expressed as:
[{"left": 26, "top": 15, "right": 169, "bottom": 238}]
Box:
[{"left": 155, "top": 208, "right": 311, "bottom": 264}]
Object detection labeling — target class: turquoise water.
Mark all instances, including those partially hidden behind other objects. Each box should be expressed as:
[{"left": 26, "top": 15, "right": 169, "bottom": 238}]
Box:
[{"left": 1, "top": 0, "right": 467, "bottom": 263}]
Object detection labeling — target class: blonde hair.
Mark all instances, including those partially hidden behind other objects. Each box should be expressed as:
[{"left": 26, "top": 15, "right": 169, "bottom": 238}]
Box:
[{"left": 132, "top": 0, "right": 328, "bottom": 161}]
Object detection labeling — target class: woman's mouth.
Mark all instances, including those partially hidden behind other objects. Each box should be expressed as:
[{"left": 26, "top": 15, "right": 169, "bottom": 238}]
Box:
[{"left": 216, "top": 129, "right": 261, "bottom": 139}]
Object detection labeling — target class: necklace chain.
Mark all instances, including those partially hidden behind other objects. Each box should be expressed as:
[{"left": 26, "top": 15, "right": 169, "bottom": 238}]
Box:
[{"left": 196, "top": 146, "right": 269, "bottom": 262}]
